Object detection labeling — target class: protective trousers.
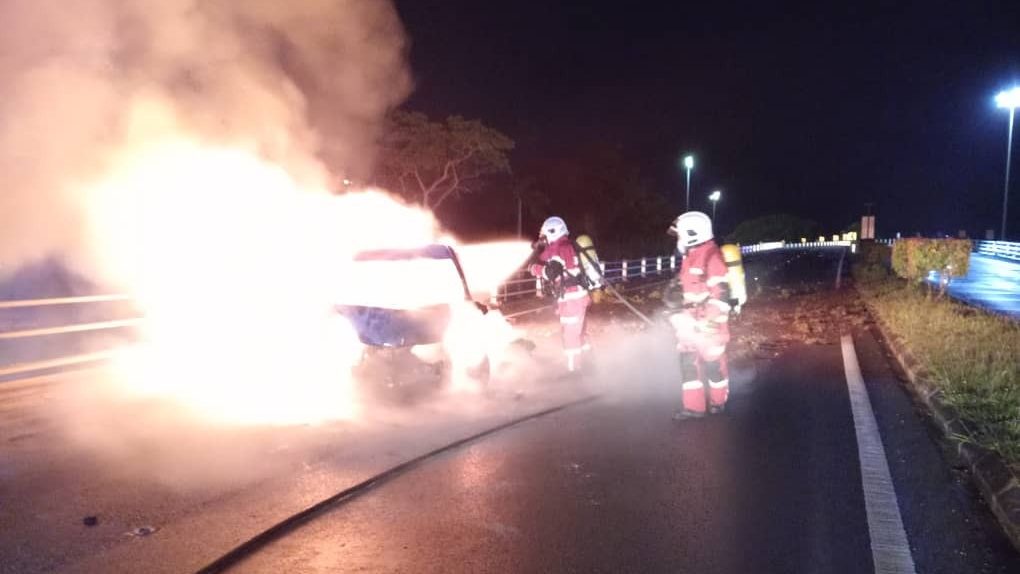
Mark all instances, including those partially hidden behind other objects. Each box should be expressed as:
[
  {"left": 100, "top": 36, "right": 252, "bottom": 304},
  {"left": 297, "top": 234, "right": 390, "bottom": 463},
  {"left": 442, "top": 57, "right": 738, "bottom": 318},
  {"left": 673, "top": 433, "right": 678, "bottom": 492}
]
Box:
[
  {"left": 558, "top": 295, "right": 591, "bottom": 372},
  {"left": 672, "top": 312, "right": 730, "bottom": 413}
]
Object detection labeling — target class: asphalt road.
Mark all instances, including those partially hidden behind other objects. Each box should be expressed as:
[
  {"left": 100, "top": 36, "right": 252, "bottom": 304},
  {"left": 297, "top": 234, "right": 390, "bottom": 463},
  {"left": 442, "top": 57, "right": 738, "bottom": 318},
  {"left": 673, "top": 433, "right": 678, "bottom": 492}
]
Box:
[
  {"left": 230, "top": 251, "right": 1020, "bottom": 574},
  {"left": 1, "top": 250, "right": 1017, "bottom": 573}
]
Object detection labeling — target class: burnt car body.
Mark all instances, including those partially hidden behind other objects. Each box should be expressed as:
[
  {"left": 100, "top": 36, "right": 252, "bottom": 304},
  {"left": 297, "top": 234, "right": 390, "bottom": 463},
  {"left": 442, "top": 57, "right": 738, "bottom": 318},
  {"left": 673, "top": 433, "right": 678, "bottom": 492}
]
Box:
[{"left": 335, "top": 244, "right": 488, "bottom": 386}]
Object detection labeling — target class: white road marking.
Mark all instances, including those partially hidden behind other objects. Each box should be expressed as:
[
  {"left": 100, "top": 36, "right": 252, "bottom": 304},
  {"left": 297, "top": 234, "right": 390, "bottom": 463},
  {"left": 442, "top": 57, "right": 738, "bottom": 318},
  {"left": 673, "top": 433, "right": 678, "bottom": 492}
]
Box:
[{"left": 841, "top": 334, "right": 917, "bottom": 574}]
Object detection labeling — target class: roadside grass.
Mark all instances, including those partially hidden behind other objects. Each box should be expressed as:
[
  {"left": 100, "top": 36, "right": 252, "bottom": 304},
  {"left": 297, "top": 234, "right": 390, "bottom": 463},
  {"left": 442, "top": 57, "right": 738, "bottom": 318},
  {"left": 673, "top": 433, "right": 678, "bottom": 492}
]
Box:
[{"left": 857, "top": 278, "right": 1020, "bottom": 470}]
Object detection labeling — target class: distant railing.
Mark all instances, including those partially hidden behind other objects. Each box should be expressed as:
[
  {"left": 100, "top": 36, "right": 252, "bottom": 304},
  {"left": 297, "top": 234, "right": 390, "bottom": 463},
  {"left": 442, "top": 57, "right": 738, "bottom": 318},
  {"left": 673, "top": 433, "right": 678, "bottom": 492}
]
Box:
[
  {"left": 874, "top": 238, "right": 1020, "bottom": 262},
  {"left": 493, "top": 254, "right": 679, "bottom": 302},
  {"left": 739, "top": 240, "right": 852, "bottom": 255},
  {"left": 494, "top": 240, "right": 858, "bottom": 303},
  {"left": 0, "top": 296, "right": 138, "bottom": 381},
  {"left": 974, "top": 240, "right": 1020, "bottom": 262},
  {"left": 0, "top": 239, "right": 868, "bottom": 381}
]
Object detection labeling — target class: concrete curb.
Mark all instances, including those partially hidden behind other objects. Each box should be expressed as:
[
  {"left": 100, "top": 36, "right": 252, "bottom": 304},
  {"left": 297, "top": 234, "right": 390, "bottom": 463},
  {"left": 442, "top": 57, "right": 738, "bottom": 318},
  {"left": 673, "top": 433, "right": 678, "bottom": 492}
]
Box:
[{"left": 862, "top": 301, "right": 1020, "bottom": 553}]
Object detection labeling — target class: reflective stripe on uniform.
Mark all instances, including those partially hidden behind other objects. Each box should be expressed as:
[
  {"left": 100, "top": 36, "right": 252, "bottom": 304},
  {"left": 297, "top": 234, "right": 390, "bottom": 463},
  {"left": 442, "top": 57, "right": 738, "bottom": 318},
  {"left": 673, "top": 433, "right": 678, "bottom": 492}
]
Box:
[
  {"left": 709, "top": 378, "right": 729, "bottom": 389},
  {"left": 682, "top": 380, "right": 704, "bottom": 390},
  {"left": 683, "top": 292, "right": 709, "bottom": 303},
  {"left": 688, "top": 267, "right": 705, "bottom": 275},
  {"left": 560, "top": 289, "right": 589, "bottom": 301},
  {"left": 707, "top": 275, "right": 729, "bottom": 287},
  {"left": 560, "top": 316, "right": 581, "bottom": 324},
  {"left": 705, "top": 345, "right": 727, "bottom": 357}
]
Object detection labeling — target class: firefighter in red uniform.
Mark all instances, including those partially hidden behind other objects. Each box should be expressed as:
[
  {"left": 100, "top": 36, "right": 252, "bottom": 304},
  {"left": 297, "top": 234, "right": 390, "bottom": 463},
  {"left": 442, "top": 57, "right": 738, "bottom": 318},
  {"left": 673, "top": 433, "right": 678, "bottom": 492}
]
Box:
[
  {"left": 666, "top": 211, "right": 732, "bottom": 419},
  {"left": 530, "top": 216, "right": 591, "bottom": 372}
]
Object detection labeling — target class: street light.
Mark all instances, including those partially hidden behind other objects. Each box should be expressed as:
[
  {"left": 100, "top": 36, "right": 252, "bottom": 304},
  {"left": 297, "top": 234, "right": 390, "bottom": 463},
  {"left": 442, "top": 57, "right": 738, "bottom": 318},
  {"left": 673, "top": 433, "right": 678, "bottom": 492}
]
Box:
[
  {"left": 995, "top": 87, "right": 1020, "bottom": 240},
  {"left": 683, "top": 155, "right": 695, "bottom": 211},
  {"left": 708, "top": 190, "right": 721, "bottom": 220}
]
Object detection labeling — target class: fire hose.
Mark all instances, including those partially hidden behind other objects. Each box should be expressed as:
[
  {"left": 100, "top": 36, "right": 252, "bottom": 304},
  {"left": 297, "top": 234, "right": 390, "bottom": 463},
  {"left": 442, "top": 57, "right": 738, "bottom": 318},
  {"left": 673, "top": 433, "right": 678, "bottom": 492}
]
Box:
[
  {"left": 577, "top": 248, "right": 656, "bottom": 326},
  {"left": 517, "top": 239, "right": 661, "bottom": 325}
]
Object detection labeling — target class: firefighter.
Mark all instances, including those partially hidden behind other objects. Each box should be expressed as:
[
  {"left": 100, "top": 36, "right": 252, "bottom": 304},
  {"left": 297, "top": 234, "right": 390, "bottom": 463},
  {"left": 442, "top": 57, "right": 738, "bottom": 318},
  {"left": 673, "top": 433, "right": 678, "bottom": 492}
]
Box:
[
  {"left": 530, "top": 216, "right": 591, "bottom": 372},
  {"left": 667, "top": 211, "right": 732, "bottom": 418}
]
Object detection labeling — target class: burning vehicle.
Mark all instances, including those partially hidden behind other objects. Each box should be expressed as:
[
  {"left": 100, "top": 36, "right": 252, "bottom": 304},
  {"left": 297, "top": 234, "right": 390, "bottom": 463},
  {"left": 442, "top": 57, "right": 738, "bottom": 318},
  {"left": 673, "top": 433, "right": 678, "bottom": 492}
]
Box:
[{"left": 335, "top": 244, "right": 493, "bottom": 390}]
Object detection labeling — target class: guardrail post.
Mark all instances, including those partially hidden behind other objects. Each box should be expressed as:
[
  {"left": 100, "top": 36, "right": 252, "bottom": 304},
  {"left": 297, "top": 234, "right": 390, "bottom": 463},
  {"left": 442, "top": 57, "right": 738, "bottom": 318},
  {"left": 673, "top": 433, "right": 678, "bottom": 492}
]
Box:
[
  {"left": 670, "top": 254, "right": 676, "bottom": 269},
  {"left": 657, "top": 257, "right": 662, "bottom": 274},
  {"left": 622, "top": 259, "right": 628, "bottom": 281},
  {"left": 641, "top": 258, "right": 647, "bottom": 277},
  {"left": 535, "top": 277, "right": 542, "bottom": 298}
]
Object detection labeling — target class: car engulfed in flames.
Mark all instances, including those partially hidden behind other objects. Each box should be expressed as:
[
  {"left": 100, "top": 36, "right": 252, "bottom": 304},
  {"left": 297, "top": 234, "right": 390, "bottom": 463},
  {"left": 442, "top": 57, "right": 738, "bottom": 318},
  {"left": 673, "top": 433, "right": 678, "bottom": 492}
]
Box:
[{"left": 336, "top": 244, "right": 494, "bottom": 392}]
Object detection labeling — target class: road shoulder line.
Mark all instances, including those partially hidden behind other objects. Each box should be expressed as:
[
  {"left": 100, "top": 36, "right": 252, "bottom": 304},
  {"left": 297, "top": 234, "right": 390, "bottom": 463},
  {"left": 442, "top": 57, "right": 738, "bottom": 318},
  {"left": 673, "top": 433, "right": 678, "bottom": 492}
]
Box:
[
  {"left": 863, "top": 300, "right": 1020, "bottom": 553},
  {"left": 841, "top": 334, "right": 918, "bottom": 574}
]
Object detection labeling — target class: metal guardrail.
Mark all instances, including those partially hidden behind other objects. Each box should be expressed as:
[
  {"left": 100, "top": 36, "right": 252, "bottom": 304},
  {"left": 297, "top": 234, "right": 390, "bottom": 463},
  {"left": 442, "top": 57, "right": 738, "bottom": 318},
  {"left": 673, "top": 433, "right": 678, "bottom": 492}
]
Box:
[
  {"left": 872, "top": 238, "right": 1020, "bottom": 262},
  {"left": 0, "top": 239, "right": 866, "bottom": 381},
  {"left": 974, "top": 240, "right": 1020, "bottom": 262},
  {"left": 0, "top": 294, "right": 132, "bottom": 309},
  {"left": 740, "top": 240, "right": 851, "bottom": 255},
  {"left": 493, "top": 254, "right": 680, "bottom": 302},
  {"left": 494, "top": 240, "right": 858, "bottom": 303},
  {"left": 0, "top": 296, "right": 140, "bottom": 380}
]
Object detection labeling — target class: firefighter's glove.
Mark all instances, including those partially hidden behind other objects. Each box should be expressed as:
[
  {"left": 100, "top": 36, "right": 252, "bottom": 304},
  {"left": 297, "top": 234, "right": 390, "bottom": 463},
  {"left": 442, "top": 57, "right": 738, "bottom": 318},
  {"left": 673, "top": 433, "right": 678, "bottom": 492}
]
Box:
[
  {"left": 531, "top": 237, "right": 548, "bottom": 251},
  {"left": 543, "top": 260, "right": 564, "bottom": 281},
  {"left": 662, "top": 282, "right": 684, "bottom": 309},
  {"left": 669, "top": 313, "right": 699, "bottom": 348}
]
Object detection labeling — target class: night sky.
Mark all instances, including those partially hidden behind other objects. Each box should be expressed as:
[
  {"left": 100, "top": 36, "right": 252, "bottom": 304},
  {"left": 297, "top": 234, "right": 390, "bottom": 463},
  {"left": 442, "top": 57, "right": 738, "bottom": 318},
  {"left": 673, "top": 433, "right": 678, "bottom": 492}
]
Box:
[{"left": 393, "top": 1, "right": 1020, "bottom": 239}]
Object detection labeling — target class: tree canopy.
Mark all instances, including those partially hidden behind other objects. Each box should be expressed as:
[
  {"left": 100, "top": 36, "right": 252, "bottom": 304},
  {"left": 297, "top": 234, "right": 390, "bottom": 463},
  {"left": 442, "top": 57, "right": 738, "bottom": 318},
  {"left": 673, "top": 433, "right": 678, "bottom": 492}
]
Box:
[
  {"left": 375, "top": 111, "right": 514, "bottom": 209},
  {"left": 523, "top": 145, "right": 675, "bottom": 257},
  {"left": 725, "top": 213, "right": 820, "bottom": 245}
]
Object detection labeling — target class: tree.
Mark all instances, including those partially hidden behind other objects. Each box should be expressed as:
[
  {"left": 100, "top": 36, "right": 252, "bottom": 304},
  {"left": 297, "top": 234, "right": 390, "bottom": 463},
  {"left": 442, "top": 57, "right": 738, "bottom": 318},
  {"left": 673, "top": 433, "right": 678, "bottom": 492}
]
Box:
[
  {"left": 376, "top": 111, "right": 514, "bottom": 210},
  {"left": 725, "top": 214, "right": 820, "bottom": 245},
  {"left": 524, "top": 144, "right": 672, "bottom": 257}
]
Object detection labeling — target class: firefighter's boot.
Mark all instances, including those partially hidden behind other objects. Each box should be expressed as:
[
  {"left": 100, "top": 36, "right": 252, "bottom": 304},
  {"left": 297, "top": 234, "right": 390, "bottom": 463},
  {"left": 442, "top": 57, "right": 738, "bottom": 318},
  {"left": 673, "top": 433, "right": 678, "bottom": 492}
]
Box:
[
  {"left": 675, "top": 352, "right": 706, "bottom": 420},
  {"left": 705, "top": 358, "right": 729, "bottom": 414}
]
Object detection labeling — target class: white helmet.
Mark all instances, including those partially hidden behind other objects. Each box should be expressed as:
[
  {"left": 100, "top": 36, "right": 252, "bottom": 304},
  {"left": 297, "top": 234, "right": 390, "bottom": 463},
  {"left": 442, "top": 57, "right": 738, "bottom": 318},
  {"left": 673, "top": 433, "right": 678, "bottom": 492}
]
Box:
[
  {"left": 540, "top": 216, "right": 569, "bottom": 242},
  {"left": 673, "top": 211, "right": 713, "bottom": 252}
]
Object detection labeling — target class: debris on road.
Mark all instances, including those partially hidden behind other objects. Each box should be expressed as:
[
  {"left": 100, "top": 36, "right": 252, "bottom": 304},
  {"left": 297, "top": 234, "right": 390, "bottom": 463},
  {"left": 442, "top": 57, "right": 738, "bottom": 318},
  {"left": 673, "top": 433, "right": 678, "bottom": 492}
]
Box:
[{"left": 125, "top": 526, "right": 158, "bottom": 538}]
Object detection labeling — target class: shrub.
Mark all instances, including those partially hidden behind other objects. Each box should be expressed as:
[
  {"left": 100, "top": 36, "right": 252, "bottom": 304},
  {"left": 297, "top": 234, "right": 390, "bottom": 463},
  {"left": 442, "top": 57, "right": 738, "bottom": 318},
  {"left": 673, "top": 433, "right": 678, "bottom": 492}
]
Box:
[
  {"left": 852, "top": 242, "right": 892, "bottom": 283},
  {"left": 859, "top": 280, "right": 1020, "bottom": 470},
  {"left": 891, "top": 238, "right": 971, "bottom": 297}
]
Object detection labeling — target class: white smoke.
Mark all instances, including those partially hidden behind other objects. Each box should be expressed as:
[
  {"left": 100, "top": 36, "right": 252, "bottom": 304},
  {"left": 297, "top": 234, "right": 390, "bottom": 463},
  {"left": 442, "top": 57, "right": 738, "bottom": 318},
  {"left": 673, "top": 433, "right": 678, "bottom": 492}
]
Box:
[{"left": 0, "top": 0, "right": 412, "bottom": 279}]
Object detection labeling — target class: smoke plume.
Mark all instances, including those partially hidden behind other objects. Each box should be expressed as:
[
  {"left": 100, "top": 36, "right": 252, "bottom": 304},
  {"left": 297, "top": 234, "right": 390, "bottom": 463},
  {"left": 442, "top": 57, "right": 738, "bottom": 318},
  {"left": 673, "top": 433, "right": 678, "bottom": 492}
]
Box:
[{"left": 0, "top": 0, "right": 412, "bottom": 279}]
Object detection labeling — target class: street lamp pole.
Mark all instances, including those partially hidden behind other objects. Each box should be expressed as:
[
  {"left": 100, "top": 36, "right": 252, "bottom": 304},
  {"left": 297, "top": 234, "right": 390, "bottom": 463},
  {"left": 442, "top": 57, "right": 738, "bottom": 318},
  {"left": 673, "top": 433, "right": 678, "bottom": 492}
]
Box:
[
  {"left": 683, "top": 155, "right": 695, "bottom": 211},
  {"left": 709, "top": 190, "right": 721, "bottom": 220},
  {"left": 515, "top": 193, "right": 523, "bottom": 239},
  {"left": 995, "top": 87, "right": 1020, "bottom": 240},
  {"left": 1005, "top": 107, "right": 1014, "bottom": 240}
]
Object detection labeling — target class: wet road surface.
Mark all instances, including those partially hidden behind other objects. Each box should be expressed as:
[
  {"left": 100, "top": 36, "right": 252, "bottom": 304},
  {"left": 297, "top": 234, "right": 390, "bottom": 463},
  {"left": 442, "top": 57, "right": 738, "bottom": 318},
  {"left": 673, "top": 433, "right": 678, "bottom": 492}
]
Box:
[
  {"left": 233, "top": 252, "right": 1019, "bottom": 574},
  {"left": 1, "top": 250, "right": 1016, "bottom": 573}
]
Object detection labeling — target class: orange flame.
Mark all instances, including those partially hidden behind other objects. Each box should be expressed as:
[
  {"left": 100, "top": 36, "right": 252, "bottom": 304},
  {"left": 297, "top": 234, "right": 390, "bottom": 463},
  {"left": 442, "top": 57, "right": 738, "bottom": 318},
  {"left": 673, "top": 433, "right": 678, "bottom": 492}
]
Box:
[{"left": 84, "top": 138, "right": 529, "bottom": 425}]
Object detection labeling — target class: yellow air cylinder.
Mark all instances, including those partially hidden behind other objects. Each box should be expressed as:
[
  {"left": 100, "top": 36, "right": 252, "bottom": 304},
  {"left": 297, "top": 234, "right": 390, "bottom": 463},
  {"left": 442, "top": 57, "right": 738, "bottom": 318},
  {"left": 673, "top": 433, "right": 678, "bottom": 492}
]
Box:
[
  {"left": 720, "top": 244, "right": 747, "bottom": 313},
  {"left": 575, "top": 234, "right": 604, "bottom": 302}
]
